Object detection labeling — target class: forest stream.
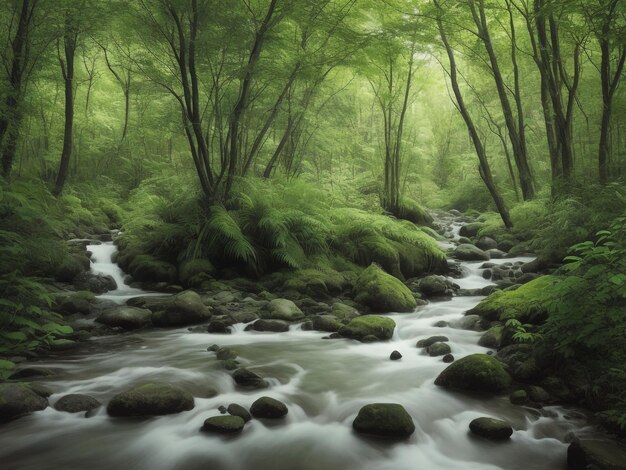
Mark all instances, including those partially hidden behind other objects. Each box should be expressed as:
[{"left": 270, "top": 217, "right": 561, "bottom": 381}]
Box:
[{"left": 0, "top": 218, "right": 599, "bottom": 470}]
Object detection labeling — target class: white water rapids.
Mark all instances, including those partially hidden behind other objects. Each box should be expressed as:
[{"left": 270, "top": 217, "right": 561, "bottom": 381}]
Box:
[{"left": 0, "top": 241, "right": 596, "bottom": 470}]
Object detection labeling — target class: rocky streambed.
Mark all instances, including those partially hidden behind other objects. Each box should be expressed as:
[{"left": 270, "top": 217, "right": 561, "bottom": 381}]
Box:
[{"left": 0, "top": 213, "right": 622, "bottom": 470}]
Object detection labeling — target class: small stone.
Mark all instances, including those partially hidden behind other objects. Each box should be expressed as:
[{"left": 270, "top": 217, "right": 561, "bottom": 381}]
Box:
[
  {"left": 218, "top": 405, "right": 227, "bottom": 414},
  {"left": 469, "top": 417, "right": 513, "bottom": 440},
  {"left": 442, "top": 354, "right": 454, "bottom": 363},
  {"left": 227, "top": 403, "right": 251, "bottom": 422},
  {"left": 390, "top": 350, "right": 402, "bottom": 361},
  {"left": 202, "top": 415, "right": 245, "bottom": 434},
  {"left": 250, "top": 396, "right": 288, "bottom": 419}
]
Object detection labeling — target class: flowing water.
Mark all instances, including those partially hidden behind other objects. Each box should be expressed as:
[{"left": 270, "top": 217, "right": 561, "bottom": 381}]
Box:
[{"left": 0, "top": 239, "right": 595, "bottom": 470}]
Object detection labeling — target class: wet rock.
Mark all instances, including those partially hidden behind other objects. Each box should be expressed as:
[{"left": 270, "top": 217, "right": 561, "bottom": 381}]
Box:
[
  {"left": 353, "top": 264, "right": 416, "bottom": 313},
  {"left": 221, "top": 359, "right": 239, "bottom": 371},
  {"left": 215, "top": 348, "right": 238, "bottom": 361},
  {"left": 352, "top": 403, "right": 415, "bottom": 439},
  {"left": 202, "top": 415, "right": 245, "bottom": 434},
  {"left": 427, "top": 342, "right": 451, "bottom": 357},
  {"left": 416, "top": 336, "right": 449, "bottom": 348},
  {"left": 390, "top": 350, "right": 402, "bottom": 361},
  {"left": 469, "top": 417, "right": 513, "bottom": 440},
  {"left": 433, "top": 320, "right": 448, "bottom": 327},
  {"left": 435, "top": 354, "right": 512, "bottom": 394},
  {"left": 54, "top": 394, "right": 101, "bottom": 413},
  {"left": 207, "top": 320, "right": 231, "bottom": 334},
  {"left": 330, "top": 303, "right": 359, "bottom": 322},
  {"left": 311, "top": 315, "right": 342, "bottom": 332},
  {"left": 528, "top": 385, "right": 551, "bottom": 404},
  {"left": 476, "top": 237, "right": 498, "bottom": 251},
  {"left": 9, "top": 367, "right": 55, "bottom": 379},
  {"left": 107, "top": 383, "right": 194, "bottom": 417},
  {"left": 152, "top": 290, "right": 211, "bottom": 327},
  {"left": 442, "top": 354, "right": 454, "bottom": 363},
  {"left": 339, "top": 315, "right": 396, "bottom": 341},
  {"left": 453, "top": 244, "right": 490, "bottom": 262},
  {"left": 29, "top": 383, "right": 54, "bottom": 398},
  {"left": 248, "top": 319, "right": 290, "bottom": 332},
  {"left": 509, "top": 390, "right": 528, "bottom": 405},
  {"left": 96, "top": 306, "right": 153, "bottom": 330},
  {"left": 459, "top": 223, "right": 482, "bottom": 238},
  {"left": 207, "top": 344, "right": 220, "bottom": 352},
  {"left": 0, "top": 383, "right": 48, "bottom": 422},
  {"left": 55, "top": 291, "right": 96, "bottom": 315},
  {"left": 262, "top": 299, "right": 304, "bottom": 322},
  {"left": 487, "top": 249, "right": 506, "bottom": 259},
  {"left": 415, "top": 275, "right": 457, "bottom": 298},
  {"left": 232, "top": 368, "right": 268, "bottom": 389},
  {"left": 478, "top": 325, "right": 504, "bottom": 349},
  {"left": 73, "top": 272, "right": 117, "bottom": 294},
  {"left": 567, "top": 438, "right": 626, "bottom": 470},
  {"left": 250, "top": 396, "right": 288, "bottom": 419},
  {"left": 227, "top": 403, "right": 251, "bottom": 422}
]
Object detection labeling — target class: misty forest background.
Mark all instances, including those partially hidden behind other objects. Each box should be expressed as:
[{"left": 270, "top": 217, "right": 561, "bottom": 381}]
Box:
[{"left": 1, "top": 0, "right": 626, "bottom": 433}]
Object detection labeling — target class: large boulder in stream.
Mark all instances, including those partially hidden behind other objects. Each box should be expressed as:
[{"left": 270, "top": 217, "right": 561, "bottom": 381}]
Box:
[
  {"left": 469, "top": 417, "right": 513, "bottom": 440},
  {"left": 0, "top": 383, "right": 48, "bottom": 422},
  {"left": 232, "top": 368, "right": 268, "bottom": 389},
  {"left": 152, "top": 290, "right": 211, "bottom": 327},
  {"left": 261, "top": 299, "right": 304, "bottom": 322},
  {"left": 354, "top": 264, "right": 416, "bottom": 313},
  {"left": 435, "top": 354, "right": 512, "bottom": 394},
  {"left": 339, "top": 315, "right": 396, "bottom": 341},
  {"left": 415, "top": 275, "right": 456, "bottom": 298},
  {"left": 453, "top": 244, "right": 490, "bottom": 262},
  {"left": 352, "top": 403, "right": 415, "bottom": 439},
  {"left": 202, "top": 415, "right": 245, "bottom": 434},
  {"left": 73, "top": 272, "right": 117, "bottom": 294},
  {"left": 96, "top": 306, "right": 153, "bottom": 330},
  {"left": 107, "top": 382, "right": 194, "bottom": 417},
  {"left": 567, "top": 438, "right": 626, "bottom": 470},
  {"left": 54, "top": 394, "right": 101, "bottom": 413},
  {"left": 250, "top": 396, "right": 288, "bottom": 419}
]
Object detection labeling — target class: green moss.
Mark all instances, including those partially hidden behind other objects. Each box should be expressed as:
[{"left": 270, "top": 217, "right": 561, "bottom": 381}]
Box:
[
  {"left": 468, "top": 275, "right": 557, "bottom": 323},
  {"left": 129, "top": 255, "right": 177, "bottom": 283},
  {"left": 282, "top": 266, "right": 347, "bottom": 297},
  {"left": 435, "top": 353, "right": 512, "bottom": 394},
  {"left": 395, "top": 197, "right": 434, "bottom": 227},
  {"left": 179, "top": 258, "right": 215, "bottom": 287},
  {"left": 354, "top": 264, "right": 416, "bottom": 313},
  {"left": 339, "top": 314, "right": 396, "bottom": 340}
]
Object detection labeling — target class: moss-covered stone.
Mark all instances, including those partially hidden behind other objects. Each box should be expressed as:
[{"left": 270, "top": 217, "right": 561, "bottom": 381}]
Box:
[
  {"left": 282, "top": 267, "right": 347, "bottom": 298},
  {"left": 129, "top": 255, "right": 177, "bottom": 284},
  {"left": 97, "top": 306, "right": 153, "bottom": 329},
  {"left": 55, "top": 291, "right": 96, "bottom": 316},
  {"left": 468, "top": 275, "right": 556, "bottom": 323},
  {"left": 453, "top": 244, "right": 490, "bottom": 261},
  {"left": 396, "top": 198, "right": 434, "bottom": 227},
  {"left": 427, "top": 342, "right": 451, "bottom": 357},
  {"left": 331, "top": 303, "right": 359, "bottom": 322},
  {"left": 459, "top": 223, "right": 483, "bottom": 238},
  {"left": 107, "top": 383, "right": 194, "bottom": 417},
  {"left": 232, "top": 368, "right": 268, "bottom": 389},
  {"left": 54, "top": 253, "right": 88, "bottom": 282},
  {"left": 202, "top": 415, "right": 245, "bottom": 434},
  {"left": 354, "top": 264, "right": 416, "bottom": 313},
  {"left": 339, "top": 315, "right": 396, "bottom": 341},
  {"left": 227, "top": 403, "right": 251, "bottom": 422},
  {"left": 248, "top": 319, "right": 290, "bottom": 332},
  {"left": 416, "top": 336, "right": 449, "bottom": 348},
  {"left": 250, "top": 396, "right": 288, "bottom": 419},
  {"left": 152, "top": 290, "right": 211, "bottom": 327},
  {"left": 179, "top": 259, "right": 215, "bottom": 287},
  {"left": 435, "top": 353, "right": 512, "bottom": 394},
  {"left": 54, "top": 394, "right": 101, "bottom": 413},
  {"left": 311, "top": 315, "right": 343, "bottom": 332},
  {"left": 262, "top": 298, "right": 304, "bottom": 321},
  {"left": 478, "top": 325, "right": 504, "bottom": 349},
  {"left": 0, "top": 383, "right": 48, "bottom": 422},
  {"left": 469, "top": 417, "right": 513, "bottom": 440},
  {"left": 352, "top": 403, "right": 415, "bottom": 438}
]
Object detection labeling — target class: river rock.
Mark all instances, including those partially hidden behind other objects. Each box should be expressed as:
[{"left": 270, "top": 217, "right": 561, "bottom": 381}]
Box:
[
  {"left": 152, "top": 290, "right": 211, "bottom": 327},
  {"left": 487, "top": 249, "right": 506, "bottom": 259},
  {"left": 339, "top": 315, "right": 396, "bottom": 341},
  {"left": 202, "top": 415, "right": 245, "bottom": 434},
  {"left": 227, "top": 403, "right": 251, "bottom": 422},
  {"left": 248, "top": 319, "right": 290, "bottom": 332},
  {"left": 567, "top": 438, "right": 626, "bottom": 470},
  {"left": 435, "top": 354, "right": 512, "bottom": 394},
  {"left": 215, "top": 348, "right": 238, "bottom": 360},
  {"left": 416, "top": 336, "right": 448, "bottom": 348},
  {"left": 73, "top": 272, "right": 117, "bottom": 294},
  {"left": 0, "top": 383, "right": 48, "bottom": 422},
  {"left": 353, "top": 264, "right": 416, "bottom": 313},
  {"left": 449, "top": 315, "right": 482, "bottom": 331},
  {"left": 250, "top": 396, "right": 288, "bottom": 419},
  {"left": 207, "top": 320, "right": 231, "bottom": 334},
  {"left": 232, "top": 368, "right": 268, "bottom": 389},
  {"left": 390, "top": 350, "right": 402, "bottom": 360},
  {"left": 427, "top": 342, "right": 451, "bottom": 357},
  {"left": 469, "top": 417, "right": 513, "bottom": 440},
  {"left": 475, "top": 237, "right": 498, "bottom": 251},
  {"left": 107, "top": 383, "right": 194, "bottom": 417},
  {"left": 459, "top": 223, "right": 482, "bottom": 238},
  {"left": 55, "top": 291, "right": 96, "bottom": 315},
  {"left": 54, "top": 394, "right": 101, "bottom": 413},
  {"left": 9, "top": 367, "right": 55, "bottom": 379},
  {"left": 262, "top": 299, "right": 304, "bottom": 321},
  {"left": 311, "top": 315, "right": 342, "bottom": 332},
  {"left": 453, "top": 244, "right": 490, "bottom": 262},
  {"left": 416, "top": 275, "right": 456, "bottom": 298},
  {"left": 96, "top": 306, "right": 153, "bottom": 330},
  {"left": 478, "top": 325, "right": 504, "bottom": 349},
  {"left": 331, "top": 303, "right": 359, "bottom": 322},
  {"left": 352, "top": 403, "right": 415, "bottom": 438},
  {"left": 442, "top": 354, "right": 455, "bottom": 363},
  {"left": 128, "top": 255, "right": 177, "bottom": 283}
]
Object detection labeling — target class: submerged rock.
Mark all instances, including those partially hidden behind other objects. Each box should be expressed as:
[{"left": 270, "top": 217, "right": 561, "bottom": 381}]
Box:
[
  {"left": 469, "top": 417, "right": 513, "bottom": 440},
  {"left": 352, "top": 403, "right": 415, "bottom": 438},
  {"left": 354, "top": 264, "right": 416, "bottom": 313},
  {"left": 107, "top": 383, "right": 194, "bottom": 417},
  {"left": 339, "top": 315, "right": 396, "bottom": 341},
  {"left": 435, "top": 354, "right": 512, "bottom": 394},
  {"left": 0, "top": 383, "right": 48, "bottom": 422},
  {"left": 202, "top": 415, "right": 245, "bottom": 434},
  {"left": 54, "top": 394, "right": 101, "bottom": 413},
  {"left": 250, "top": 396, "right": 288, "bottom": 419}
]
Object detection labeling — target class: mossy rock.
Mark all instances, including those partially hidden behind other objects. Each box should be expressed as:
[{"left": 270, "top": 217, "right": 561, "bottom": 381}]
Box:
[
  {"left": 202, "top": 415, "right": 245, "bottom": 434},
  {"left": 55, "top": 291, "right": 96, "bottom": 315},
  {"left": 478, "top": 325, "right": 504, "bottom": 349},
  {"left": 152, "top": 290, "right": 211, "bottom": 327},
  {"left": 129, "top": 255, "right": 177, "bottom": 284},
  {"left": 250, "top": 396, "right": 288, "bottom": 419},
  {"left": 262, "top": 299, "right": 304, "bottom": 321},
  {"left": 435, "top": 353, "right": 512, "bottom": 394},
  {"left": 179, "top": 259, "right": 215, "bottom": 288},
  {"left": 468, "top": 276, "right": 556, "bottom": 323},
  {"left": 54, "top": 253, "right": 88, "bottom": 282},
  {"left": 469, "top": 417, "right": 513, "bottom": 440},
  {"left": 97, "top": 306, "right": 153, "bottom": 330},
  {"left": 282, "top": 267, "right": 347, "bottom": 298},
  {"left": 352, "top": 403, "right": 415, "bottom": 438},
  {"left": 339, "top": 315, "right": 396, "bottom": 341},
  {"left": 354, "top": 264, "right": 416, "bottom": 313},
  {"left": 107, "top": 383, "right": 194, "bottom": 417},
  {"left": 311, "top": 315, "right": 343, "bottom": 332},
  {"left": 331, "top": 303, "right": 359, "bottom": 322},
  {"left": 54, "top": 394, "right": 101, "bottom": 413},
  {"left": 0, "top": 383, "right": 48, "bottom": 423},
  {"left": 395, "top": 198, "right": 434, "bottom": 227},
  {"left": 453, "top": 244, "right": 490, "bottom": 261},
  {"left": 227, "top": 403, "right": 251, "bottom": 422}
]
